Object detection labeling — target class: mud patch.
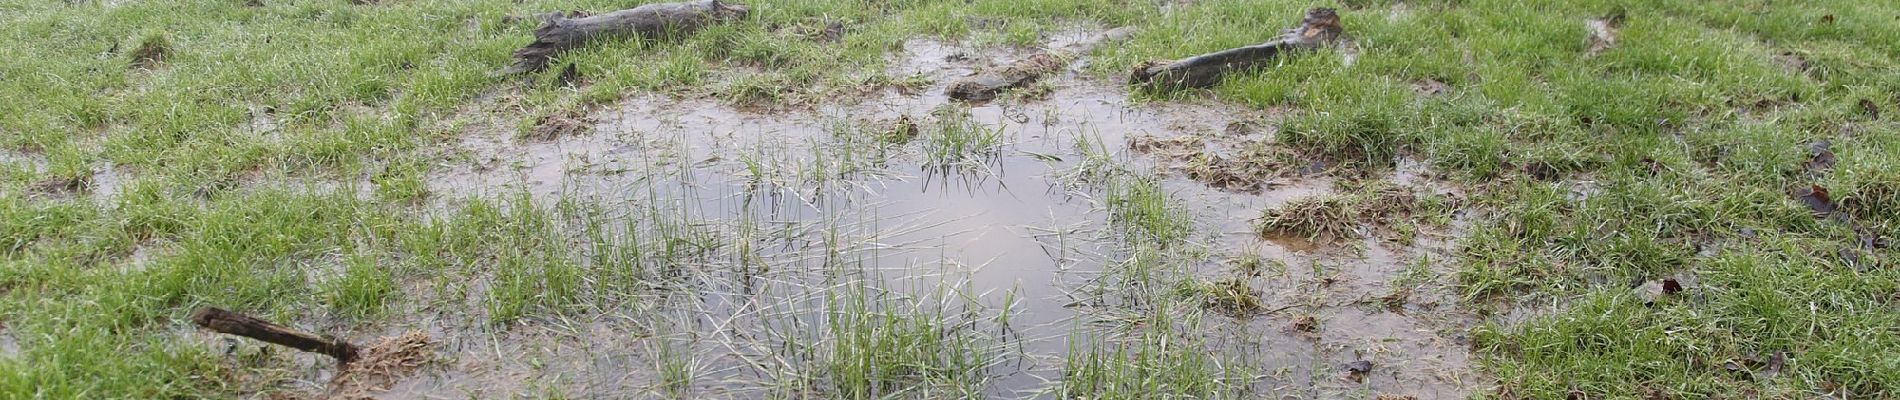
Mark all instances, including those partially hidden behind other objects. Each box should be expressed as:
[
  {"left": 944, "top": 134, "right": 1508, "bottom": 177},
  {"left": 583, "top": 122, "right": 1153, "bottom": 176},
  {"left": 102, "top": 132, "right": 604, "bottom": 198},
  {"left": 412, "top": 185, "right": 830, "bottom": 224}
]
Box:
[
  {"left": 403, "top": 33, "right": 1477, "bottom": 397},
  {"left": 0, "top": 324, "right": 17, "bottom": 357}
]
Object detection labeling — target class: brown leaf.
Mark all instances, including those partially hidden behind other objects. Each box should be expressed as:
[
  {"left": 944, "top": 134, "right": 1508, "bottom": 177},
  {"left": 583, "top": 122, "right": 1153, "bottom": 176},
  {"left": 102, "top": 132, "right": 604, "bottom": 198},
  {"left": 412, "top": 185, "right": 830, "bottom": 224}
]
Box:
[
  {"left": 1821, "top": 14, "right": 1835, "bottom": 24},
  {"left": 1806, "top": 140, "right": 1836, "bottom": 174},
  {"left": 1860, "top": 98, "right": 1881, "bottom": 120},
  {"left": 1795, "top": 184, "right": 1836, "bottom": 217}
]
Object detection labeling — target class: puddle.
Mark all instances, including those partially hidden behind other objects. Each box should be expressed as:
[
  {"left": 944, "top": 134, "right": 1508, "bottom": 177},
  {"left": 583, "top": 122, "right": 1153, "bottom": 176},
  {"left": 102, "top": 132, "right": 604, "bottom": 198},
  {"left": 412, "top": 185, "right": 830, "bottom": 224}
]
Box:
[
  {"left": 391, "top": 34, "right": 1478, "bottom": 398},
  {"left": 0, "top": 325, "right": 17, "bottom": 357}
]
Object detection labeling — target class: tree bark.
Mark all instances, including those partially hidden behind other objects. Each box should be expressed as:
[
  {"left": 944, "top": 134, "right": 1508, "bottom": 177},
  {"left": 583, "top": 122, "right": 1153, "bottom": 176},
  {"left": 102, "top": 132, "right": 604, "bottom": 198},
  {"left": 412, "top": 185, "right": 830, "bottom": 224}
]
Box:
[
  {"left": 504, "top": 0, "right": 749, "bottom": 75},
  {"left": 190, "top": 307, "right": 360, "bottom": 365},
  {"left": 1130, "top": 8, "right": 1344, "bottom": 91},
  {"left": 946, "top": 27, "right": 1136, "bottom": 102}
]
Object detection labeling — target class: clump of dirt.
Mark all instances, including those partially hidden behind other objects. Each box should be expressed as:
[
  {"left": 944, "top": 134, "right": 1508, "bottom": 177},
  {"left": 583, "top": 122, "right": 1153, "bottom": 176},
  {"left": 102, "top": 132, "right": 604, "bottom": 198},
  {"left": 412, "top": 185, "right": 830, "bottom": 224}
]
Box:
[
  {"left": 129, "top": 34, "right": 169, "bottom": 70},
  {"left": 1356, "top": 184, "right": 1427, "bottom": 221},
  {"left": 526, "top": 108, "right": 592, "bottom": 141},
  {"left": 1258, "top": 195, "right": 1358, "bottom": 241},
  {"left": 880, "top": 114, "right": 920, "bottom": 144},
  {"left": 1291, "top": 313, "right": 1320, "bottom": 334},
  {"left": 1255, "top": 182, "right": 1448, "bottom": 243},
  {"left": 1772, "top": 51, "right": 1812, "bottom": 75},
  {"left": 29, "top": 174, "right": 90, "bottom": 196},
  {"left": 1131, "top": 135, "right": 1291, "bottom": 192},
  {"left": 1198, "top": 277, "right": 1263, "bottom": 316},
  {"left": 327, "top": 331, "right": 433, "bottom": 399},
  {"left": 1127, "top": 135, "right": 1204, "bottom": 159},
  {"left": 1413, "top": 79, "right": 1451, "bottom": 97},
  {"left": 1185, "top": 145, "right": 1290, "bottom": 192}
]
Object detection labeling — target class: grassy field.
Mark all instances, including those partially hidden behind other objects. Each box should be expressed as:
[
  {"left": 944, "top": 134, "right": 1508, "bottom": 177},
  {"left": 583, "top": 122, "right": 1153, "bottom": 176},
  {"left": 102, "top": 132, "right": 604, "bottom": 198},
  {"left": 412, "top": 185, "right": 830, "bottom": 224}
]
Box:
[{"left": 3, "top": 0, "right": 1898, "bottom": 398}]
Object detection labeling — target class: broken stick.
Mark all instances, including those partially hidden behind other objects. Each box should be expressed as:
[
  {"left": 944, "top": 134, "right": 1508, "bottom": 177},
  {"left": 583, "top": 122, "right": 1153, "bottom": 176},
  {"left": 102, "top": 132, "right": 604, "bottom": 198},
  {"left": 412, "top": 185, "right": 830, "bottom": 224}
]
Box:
[
  {"left": 946, "top": 27, "right": 1136, "bottom": 102},
  {"left": 191, "top": 306, "right": 360, "bottom": 365},
  {"left": 1130, "top": 8, "right": 1343, "bottom": 90},
  {"left": 503, "top": 0, "right": 749, "bottom": 74}
]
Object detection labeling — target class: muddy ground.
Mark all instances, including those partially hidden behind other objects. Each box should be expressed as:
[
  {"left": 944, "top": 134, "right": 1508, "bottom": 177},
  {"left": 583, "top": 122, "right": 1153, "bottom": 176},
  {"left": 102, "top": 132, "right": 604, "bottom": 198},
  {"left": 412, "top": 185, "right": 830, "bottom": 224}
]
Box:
[{"left": 198, "top": 30, "right": 1480, "bottom": 399}]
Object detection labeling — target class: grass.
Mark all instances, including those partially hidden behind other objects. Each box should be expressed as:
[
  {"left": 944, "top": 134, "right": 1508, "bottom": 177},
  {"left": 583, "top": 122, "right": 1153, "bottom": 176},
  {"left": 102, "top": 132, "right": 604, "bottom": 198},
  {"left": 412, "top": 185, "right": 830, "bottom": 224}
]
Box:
[{"left": 3, "top": 0, "right": 1899, "bottom": 398}]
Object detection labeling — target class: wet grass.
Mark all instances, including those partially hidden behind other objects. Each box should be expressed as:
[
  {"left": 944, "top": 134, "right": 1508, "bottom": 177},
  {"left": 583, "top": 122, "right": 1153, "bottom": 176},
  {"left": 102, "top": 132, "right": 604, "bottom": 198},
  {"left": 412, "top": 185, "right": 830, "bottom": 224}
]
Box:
[{"left": 4, "top": 0, "right": 1900, "bottom": 398}]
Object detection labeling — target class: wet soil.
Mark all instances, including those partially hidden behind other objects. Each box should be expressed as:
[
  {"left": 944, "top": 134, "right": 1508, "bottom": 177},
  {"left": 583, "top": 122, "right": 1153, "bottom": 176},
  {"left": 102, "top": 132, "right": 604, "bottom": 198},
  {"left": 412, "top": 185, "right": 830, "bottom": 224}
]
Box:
[{"left": 270, "top": 31, "right": 1482, "bottom": 399}]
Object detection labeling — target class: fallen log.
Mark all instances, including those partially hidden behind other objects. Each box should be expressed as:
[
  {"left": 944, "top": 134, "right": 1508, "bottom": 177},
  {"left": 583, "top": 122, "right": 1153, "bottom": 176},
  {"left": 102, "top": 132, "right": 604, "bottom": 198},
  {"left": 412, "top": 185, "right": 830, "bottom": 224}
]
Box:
[
  {"left": 191, "top": 306, "right": 360, "bottom": 365},
  {"left": 946, "top": 27, "right": 1136, "bottom": 102},
  {"left": 1130, "top": 8, "right": 1344, "bottom": 90},
  {"left": 503, "top": 0, "right": 749, "bottom": 75}
]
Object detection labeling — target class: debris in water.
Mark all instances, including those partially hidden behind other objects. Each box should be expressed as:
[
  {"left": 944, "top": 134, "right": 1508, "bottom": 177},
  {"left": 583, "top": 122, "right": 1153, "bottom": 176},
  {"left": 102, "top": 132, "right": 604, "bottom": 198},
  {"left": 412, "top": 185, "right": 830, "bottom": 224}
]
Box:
[
  {"left": 882, "top": 115, "right": 920, "bottom": 143},
  {"left": 528, "top": 109, "right": 593, "bottom": 141},
  {"left": 1257, "top": 195, "right": 1358, "bottom": 241},
  {"left": 29, "top": 175, "right": 89, "bottom": 195},
  {"left": 329, "top": 331, "right": 434, "bottom": 399},
  {"left": 1127, "top": 135, "right": 1204, "bottom": 159}
]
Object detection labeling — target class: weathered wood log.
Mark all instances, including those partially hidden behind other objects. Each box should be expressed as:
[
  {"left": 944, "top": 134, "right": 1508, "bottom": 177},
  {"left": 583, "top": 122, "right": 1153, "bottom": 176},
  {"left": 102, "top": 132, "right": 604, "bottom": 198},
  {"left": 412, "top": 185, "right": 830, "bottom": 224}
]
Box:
[
  {"left": 191, "top": 307, "right": 360, "bottom": 365},
  {"left": 946, "top": 27, "right": 1136, "bottom": 102},
  {"left": 503, "top": 0, "right": 749, "bottom": 75},
  {"left": 1130, "top": 8, "right": 1344, "bottom": 90}
]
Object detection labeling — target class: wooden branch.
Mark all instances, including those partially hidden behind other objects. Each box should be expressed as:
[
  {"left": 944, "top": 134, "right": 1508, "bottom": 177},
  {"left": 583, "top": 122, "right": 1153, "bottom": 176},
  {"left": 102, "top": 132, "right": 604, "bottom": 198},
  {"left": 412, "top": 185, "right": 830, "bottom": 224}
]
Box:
[
  {"left": 503, "top": 0, "right": 749, "bottom": 75},
  {"left": 191, "top": 307, "right": 360, "bottom": 365},
  {"left": 1130, "top": 8, "right": 1344, "bottom": 90},
  {"left": 946, "top": 27, "right": 1135, "bottom": 102}
]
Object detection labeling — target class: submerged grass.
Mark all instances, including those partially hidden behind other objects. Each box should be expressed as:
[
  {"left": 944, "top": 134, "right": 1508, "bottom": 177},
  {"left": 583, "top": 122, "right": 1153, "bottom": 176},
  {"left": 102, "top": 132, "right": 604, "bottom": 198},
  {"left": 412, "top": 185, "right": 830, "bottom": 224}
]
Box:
[{"left": 3, "top": 0, "right": 1900, "bottom": 397}]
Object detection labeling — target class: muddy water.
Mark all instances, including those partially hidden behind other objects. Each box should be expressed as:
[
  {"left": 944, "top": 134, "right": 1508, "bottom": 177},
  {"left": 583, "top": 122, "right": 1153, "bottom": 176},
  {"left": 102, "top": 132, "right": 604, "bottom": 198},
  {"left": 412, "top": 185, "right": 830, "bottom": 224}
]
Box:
[{"left": 402, "top": 36, "right": 1476, "bottom": 399}]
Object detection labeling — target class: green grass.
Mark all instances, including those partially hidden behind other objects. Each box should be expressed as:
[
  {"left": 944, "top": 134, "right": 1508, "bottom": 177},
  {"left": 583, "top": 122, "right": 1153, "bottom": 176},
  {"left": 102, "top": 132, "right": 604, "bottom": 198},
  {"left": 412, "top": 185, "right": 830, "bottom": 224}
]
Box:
[{"left": 4, "top": 0, "right": 1899, "bottom": 397}]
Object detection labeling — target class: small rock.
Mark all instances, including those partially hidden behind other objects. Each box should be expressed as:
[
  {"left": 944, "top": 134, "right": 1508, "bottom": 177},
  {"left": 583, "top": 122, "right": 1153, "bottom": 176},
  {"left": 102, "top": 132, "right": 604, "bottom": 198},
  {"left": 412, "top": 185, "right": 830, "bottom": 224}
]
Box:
[
  {"left": 1345, "top": 359, "right": 1373, "bottom": 374},
  {"left": 1344, "top": 359, "right": 1373, "bottom": 382}
]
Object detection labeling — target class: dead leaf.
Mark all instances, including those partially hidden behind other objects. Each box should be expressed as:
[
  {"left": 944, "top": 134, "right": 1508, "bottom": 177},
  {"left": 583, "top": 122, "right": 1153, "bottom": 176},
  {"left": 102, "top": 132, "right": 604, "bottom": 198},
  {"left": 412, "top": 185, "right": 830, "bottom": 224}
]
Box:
[
  {"left": 1860, "top": 98, "right": 1880, "bottom": 120},
  {"left": 1806, "top": 140, "right": 1836, "bottom": 174},
  {"left": 1794, "top": 184, "right": 1836, "bottom": 217},
  {"left": 1637, "top": 275, "right": 1690, "bottom": 306},
  {"left": 1821, "top": 14, "right": 1835, "bottom": 24}
]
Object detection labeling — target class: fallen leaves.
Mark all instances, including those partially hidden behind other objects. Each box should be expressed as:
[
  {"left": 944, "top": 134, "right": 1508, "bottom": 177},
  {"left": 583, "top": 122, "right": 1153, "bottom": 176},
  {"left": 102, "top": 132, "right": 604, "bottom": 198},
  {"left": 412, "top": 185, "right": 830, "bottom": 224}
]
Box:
[{"left": 1794, "top": 184, "right": 1837, "bottom": 217}]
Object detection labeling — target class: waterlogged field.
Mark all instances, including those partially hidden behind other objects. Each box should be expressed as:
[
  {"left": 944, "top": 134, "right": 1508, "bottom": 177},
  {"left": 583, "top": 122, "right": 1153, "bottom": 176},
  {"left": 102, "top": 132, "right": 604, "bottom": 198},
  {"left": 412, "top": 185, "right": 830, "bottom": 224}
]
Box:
[{"left": 2, "top": 0, "right": 1897, "bottom": 399}]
